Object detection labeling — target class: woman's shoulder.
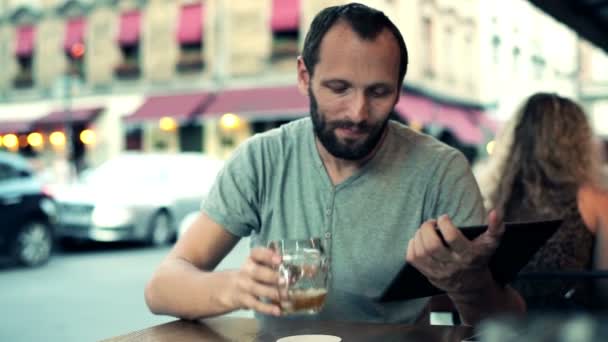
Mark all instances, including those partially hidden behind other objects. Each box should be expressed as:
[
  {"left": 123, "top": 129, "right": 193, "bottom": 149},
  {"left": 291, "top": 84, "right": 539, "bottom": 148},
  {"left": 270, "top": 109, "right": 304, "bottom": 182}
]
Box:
[{"left": 577, "top": 184, "right": 608, "bottom": 234}]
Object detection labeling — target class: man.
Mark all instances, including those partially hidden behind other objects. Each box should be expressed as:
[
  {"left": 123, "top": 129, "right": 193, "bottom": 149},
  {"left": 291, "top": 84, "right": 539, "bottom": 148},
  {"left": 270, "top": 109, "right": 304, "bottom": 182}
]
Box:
[{"left": 145, "top": 3, "right": 525, "bottom": 325}]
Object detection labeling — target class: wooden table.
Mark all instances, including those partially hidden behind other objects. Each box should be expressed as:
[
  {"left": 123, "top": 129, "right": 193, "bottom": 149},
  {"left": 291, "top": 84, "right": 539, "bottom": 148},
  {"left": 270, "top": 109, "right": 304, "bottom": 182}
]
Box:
[{"left": 102, "top": 317, "right": 475, "bottom": 342}]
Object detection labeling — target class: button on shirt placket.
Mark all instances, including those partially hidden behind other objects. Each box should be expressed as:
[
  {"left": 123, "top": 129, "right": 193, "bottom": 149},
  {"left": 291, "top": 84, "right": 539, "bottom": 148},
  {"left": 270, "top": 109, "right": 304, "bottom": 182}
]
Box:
[{"left": 324, "top": 189, "right": 335, "bottom": 255}]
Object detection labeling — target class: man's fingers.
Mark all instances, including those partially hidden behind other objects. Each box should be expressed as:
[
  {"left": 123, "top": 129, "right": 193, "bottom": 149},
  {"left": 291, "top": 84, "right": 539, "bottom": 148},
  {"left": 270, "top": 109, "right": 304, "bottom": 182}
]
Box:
[
  {"left": 248, "top": 280, "right": 281, "bottom": 302},
  {"left": 243, "top": 259, "right": 279, "bottom": 285},
  {"left": 472, "top": 209, "right": 504, "bottom": 255},
  {"left": 436, "top": 215, "right": 469, "bottom": 252},
  {"left": 250, "top": 247, "right": 281, "bottom": 267},
  {"left": 242, "top": 294, "right": 281, "bottom": 316},
  {"left": 406, "top": 238, "right": 414, "bottom": 262},
  {"left": 413, "top": 228, "right": 426, "bottom": 257},
  {"left": 485, "top": 209, "right": 505, "bottom": 239},
  {"left": 419, "top": 223, "right": 452, "bottom": 262}
]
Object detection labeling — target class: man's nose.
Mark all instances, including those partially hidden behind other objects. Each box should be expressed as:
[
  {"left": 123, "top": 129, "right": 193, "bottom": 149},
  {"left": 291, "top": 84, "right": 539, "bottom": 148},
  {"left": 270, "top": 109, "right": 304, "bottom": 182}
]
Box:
[{"left": 346, "top": 92, "right": 369, "bottom": 123}]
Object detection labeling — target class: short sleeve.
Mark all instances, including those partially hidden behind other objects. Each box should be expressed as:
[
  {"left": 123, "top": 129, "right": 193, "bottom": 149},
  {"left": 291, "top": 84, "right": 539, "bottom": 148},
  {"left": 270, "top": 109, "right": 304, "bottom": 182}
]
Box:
[
  {"left": 427, "top": 150, "right": 486, "bottom": 227},
  {"left": 201, "top": 139, "right": 262, "bottom": 237}
]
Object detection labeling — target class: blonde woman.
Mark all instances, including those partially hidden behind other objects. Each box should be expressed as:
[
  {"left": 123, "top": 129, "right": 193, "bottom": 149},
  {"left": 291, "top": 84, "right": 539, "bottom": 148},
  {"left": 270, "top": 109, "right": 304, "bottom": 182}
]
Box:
[{"left": 476, "top": 92, "right": 608, "bottom": 310}]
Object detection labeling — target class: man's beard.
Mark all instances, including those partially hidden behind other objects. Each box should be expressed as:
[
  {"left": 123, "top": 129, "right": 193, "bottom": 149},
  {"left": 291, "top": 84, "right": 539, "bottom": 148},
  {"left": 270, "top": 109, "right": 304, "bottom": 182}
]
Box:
[{"left": 309, "top": 87, "right": 389, "bottom": 160}]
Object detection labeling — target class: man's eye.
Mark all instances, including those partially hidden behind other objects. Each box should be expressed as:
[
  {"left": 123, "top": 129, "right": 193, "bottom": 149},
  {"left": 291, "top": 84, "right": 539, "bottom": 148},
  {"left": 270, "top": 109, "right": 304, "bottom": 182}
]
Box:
[
  {"left": 329, "top": 85, "right": 348, "bottom": 93},
  {"left": 370, "top": 88, "right": 391, "bottom": 97}
]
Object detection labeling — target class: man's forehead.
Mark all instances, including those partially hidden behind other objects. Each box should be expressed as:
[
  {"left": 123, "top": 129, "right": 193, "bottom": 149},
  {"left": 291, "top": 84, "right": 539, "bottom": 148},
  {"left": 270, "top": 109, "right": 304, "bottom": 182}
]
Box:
[{"left": 313, "top": 21, "right": 400, "bottom": 84}]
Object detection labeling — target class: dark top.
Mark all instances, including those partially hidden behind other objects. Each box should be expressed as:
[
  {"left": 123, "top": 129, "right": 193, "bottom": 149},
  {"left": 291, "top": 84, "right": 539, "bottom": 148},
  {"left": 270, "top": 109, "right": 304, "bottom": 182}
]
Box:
[{"left": 506, "top": 199, "right": 594, "bottom": 310}]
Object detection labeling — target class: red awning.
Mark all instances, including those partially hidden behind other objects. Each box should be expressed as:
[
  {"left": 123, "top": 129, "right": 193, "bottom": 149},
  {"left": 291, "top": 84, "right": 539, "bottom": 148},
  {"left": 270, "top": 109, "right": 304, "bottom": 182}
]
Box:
[
  {"left": 0, "top": 120, "right": 32, "bottom": 134},
  {"left": 118, "top": 10, "right": 141, "bottom": 46},
  {"left": 15, "top": 25, "right": 35, "bottom": 57},
  {"left": 126, "top": 93, "right": 211, "bottom": 123},
  {"left": 394, "top": 93, "right": 437, "bottom": 125},
  {"left": 433, "top": 106, "right": 484, "bottom": 145},
  {"left": 35, "top": 107, "right": 103, "bottom": 127},
  {"left": 395, "top": 93, "right": 488, "bottom": 144},
  {"left": 271, "top": 0, "right": 300, "bottom": 32},
  {"left": 177, "top": 3, "right": 204, "bottom": 44},
  {"left": 200, "top": 86, "right": 308, "bottom": 119},
  {"left": 64, "top": 17, "right": 86, "bottom": 51}
]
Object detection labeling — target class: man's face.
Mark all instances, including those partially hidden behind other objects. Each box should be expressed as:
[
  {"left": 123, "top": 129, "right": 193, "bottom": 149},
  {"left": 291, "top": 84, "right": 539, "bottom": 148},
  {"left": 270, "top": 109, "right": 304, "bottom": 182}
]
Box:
[{"left": 298, "top": 22, "right": 401, "bottom": 160}]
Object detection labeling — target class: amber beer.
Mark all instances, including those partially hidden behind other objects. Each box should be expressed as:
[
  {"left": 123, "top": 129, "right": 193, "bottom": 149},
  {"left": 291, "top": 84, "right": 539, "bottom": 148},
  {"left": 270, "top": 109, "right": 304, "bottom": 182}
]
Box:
[
  {"left": 269, "top": 238, "right": 329, "bottom": 315},
  {"left": 280, "top": 288, "right": 328, "bottom": 314}
]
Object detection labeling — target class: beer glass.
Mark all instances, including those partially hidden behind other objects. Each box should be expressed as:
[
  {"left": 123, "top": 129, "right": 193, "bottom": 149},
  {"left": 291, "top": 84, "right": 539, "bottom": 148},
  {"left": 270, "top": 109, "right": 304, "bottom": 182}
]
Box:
[{"left": 268, "top": 238, "right": 329, "bottom": 315}]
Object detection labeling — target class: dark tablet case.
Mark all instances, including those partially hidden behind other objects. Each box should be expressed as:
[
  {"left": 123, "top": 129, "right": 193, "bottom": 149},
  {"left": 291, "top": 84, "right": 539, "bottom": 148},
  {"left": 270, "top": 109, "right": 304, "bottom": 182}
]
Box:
[{"left": 379, "top": 219, "right": 563, "bottom": 302}]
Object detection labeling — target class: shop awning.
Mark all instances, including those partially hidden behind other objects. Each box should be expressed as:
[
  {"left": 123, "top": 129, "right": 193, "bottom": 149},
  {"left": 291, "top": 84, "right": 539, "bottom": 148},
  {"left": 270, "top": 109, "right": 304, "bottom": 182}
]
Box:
[
  {"left": 395, "top": 93, "right": 488, "bottom": 144},
  {"left": 64, "top": 17, "right": 86, "bottom": 51},
  {"left": 126, "top": 93, "right": 212, "bottom": 123},
  {"left": 15, "top": 25, "right": 35, "bottom": 57},
  {"left": 200, "top": 86, "right": 308, "bottom": 120},
  {"left": 0, "top": 120, "right": 32, "bottom": 134},
  {"left": 177, "top": 3, "right": 204, "bottom": 44},
  {"left": 394, "top": 93, "right": 437, "bottom": 125},
  {"left": 118, "top": 10, "right": 141, "bottom": 46},
  {"left": 433, "top": 106, "right": 484, "bottom": 145},
  {"left": 271, "top": 0, "right": 300, "bottom": 32},
  {"left": 35, "top": 107, "right": 103, "bottom": 127}
]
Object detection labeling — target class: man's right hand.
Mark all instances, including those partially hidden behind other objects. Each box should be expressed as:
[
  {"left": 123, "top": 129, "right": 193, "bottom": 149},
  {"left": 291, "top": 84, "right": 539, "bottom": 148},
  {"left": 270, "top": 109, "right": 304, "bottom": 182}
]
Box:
[{"left": 225, "top": 247, "right": 283, "bottom": 316}]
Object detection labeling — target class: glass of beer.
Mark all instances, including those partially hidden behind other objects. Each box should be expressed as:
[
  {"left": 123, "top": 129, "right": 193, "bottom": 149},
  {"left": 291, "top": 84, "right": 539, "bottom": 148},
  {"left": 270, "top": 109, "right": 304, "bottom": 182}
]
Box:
[{"left": 268, "top": 237, "right": 329, "bottom": 315}]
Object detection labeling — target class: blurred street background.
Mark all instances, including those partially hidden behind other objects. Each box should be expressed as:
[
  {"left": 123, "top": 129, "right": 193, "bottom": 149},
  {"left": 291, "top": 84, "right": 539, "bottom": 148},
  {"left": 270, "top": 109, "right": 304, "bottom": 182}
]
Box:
[
  {"left": 0, "top": 0, "right": 607, "bottom": 341},
  {"left": 0, "top": 238, "right": 250, "bottom": 342}
]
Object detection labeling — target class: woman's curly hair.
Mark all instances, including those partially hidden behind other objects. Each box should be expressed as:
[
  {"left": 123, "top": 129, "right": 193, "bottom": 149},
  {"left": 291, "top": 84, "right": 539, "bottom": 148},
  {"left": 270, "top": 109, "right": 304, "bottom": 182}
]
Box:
[{"left": 479, "top": 92, "right": 599, "bottom": 219}]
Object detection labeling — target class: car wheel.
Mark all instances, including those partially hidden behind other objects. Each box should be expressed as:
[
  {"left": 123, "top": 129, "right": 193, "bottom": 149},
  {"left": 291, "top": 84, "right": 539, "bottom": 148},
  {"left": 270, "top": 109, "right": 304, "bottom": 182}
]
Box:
[
  {"left": 148, "top": 211, "right": 173, "bottom": 246},
  {"left": 13, "top": 221, "right": 53, "bottom": 267}
]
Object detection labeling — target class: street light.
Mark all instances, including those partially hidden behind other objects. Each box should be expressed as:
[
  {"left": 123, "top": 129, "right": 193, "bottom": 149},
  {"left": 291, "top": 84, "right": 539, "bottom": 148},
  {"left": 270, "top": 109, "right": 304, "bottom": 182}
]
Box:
[{"left": 64, "top": 42, "right": 85, "bottom": 179}]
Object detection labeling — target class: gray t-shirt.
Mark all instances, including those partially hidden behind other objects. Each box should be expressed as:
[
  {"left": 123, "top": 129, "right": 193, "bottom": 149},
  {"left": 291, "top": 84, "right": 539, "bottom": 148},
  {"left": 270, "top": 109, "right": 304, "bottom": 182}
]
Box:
[{"left": 202, "top": 118, "right": 485, "bottom": 323}]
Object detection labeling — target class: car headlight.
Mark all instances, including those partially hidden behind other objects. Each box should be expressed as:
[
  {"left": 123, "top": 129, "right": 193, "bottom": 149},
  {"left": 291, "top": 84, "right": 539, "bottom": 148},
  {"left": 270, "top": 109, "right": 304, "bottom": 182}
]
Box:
[{"left": 91, "top": 206, "right": 133, "bottom": 228}]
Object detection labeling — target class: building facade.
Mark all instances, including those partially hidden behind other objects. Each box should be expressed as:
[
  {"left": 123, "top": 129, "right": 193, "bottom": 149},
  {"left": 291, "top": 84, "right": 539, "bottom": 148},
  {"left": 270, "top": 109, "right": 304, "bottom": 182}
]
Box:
[{"left": 0, "top": 0, "right": 605, "bottom": 176}]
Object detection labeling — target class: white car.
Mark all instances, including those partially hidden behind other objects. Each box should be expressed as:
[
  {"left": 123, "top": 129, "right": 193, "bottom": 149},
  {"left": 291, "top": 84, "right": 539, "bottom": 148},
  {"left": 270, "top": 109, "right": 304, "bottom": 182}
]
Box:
[{"left": 54, "top": 153, "right": 223, "bottom": 246}]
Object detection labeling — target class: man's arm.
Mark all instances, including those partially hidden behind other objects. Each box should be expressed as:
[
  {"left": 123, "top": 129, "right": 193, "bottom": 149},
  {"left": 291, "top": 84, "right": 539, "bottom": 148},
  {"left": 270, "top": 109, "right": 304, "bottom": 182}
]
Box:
[{"left": 144, "top": 213, "right": 282, "bottom": 320}]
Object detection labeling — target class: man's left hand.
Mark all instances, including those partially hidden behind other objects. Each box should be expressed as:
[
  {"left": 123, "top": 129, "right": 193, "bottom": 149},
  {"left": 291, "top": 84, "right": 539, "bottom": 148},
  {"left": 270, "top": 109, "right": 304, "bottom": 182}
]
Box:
[{"left": 405, "top": 210, "right": 504, "bottom": 295}]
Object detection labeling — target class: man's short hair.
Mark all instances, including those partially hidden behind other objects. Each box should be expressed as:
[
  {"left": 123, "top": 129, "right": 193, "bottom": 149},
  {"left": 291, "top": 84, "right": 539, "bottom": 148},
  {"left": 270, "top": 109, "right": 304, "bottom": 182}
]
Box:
[{"left": 301, "top": 3, "right": 409, "bottom": 87}]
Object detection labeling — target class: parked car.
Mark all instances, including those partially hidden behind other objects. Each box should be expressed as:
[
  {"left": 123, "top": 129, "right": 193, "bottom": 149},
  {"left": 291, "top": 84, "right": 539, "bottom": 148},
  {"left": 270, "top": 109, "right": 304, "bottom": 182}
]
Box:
[
  {"left": 0, "top": 152, "right": 56, "bottom": 267},
  {"left": 54, "top": 153, "right": 224, "bottom": 246}
]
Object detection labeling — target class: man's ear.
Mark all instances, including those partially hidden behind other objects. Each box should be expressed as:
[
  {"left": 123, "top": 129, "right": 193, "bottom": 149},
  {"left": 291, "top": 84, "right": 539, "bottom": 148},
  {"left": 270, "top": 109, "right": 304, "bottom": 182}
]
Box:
[{"left": 297, "top": 56, "right": 310, "bottom": 96}]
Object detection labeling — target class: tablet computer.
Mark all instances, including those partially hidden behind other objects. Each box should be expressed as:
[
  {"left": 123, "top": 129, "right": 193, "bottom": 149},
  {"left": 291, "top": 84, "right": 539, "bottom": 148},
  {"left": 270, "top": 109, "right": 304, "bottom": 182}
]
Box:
[{"left": 379, "top": 219, "right": 563, "bottom": 302}]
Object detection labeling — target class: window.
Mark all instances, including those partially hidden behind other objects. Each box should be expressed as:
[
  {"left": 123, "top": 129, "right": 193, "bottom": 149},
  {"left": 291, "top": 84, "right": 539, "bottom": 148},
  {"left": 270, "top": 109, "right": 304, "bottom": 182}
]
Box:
[
  {"left": 125, "top": 126, "right": 143, "bottom": 151},
  {"left": 176, "top": 3, "right": 204, "bottom": 73},
  {"left": 270, "top": 0, "right": 300, "bottom": 65},
  {"left": 251, "top": 119, "right": 291, "bottom": 134},
  {"left": 271, "top": 30, "right": 298, "bottom": 64},
  {"left": 177, "top": 42, "right": 204, "bottom": 73},
  {"left": 531, "top": 55, "right": 546, "bottom": 80},
  {"left": 512, "top": 46, "right": 521, "bottom": 73},
  {"left": 115, "top": 10, "right": 141, "bottom": 79},
  {"left": 178, "top": 123, "right": 204, "bottom": 152},
  {"left": 444, "top": 26, "right": 454, "bottom": 83},
  {"left": 422, "top": 17, "right": 435, "bottom": 78},
  {"left": 13, "top": 55, "right": 34, "bottom": 88},
  {"left": 491, "top": 35, "right": 501, "bottom": 65},
  {"left": 116, "top": 44, "right": 140, "bottom": 79}
]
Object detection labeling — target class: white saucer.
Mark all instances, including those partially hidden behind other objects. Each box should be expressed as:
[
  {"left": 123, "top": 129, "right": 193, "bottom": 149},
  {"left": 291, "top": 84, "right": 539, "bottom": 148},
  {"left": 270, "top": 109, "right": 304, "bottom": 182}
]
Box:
[{"left": 276, "top": 334, "right": 342, "bottom": 342}]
